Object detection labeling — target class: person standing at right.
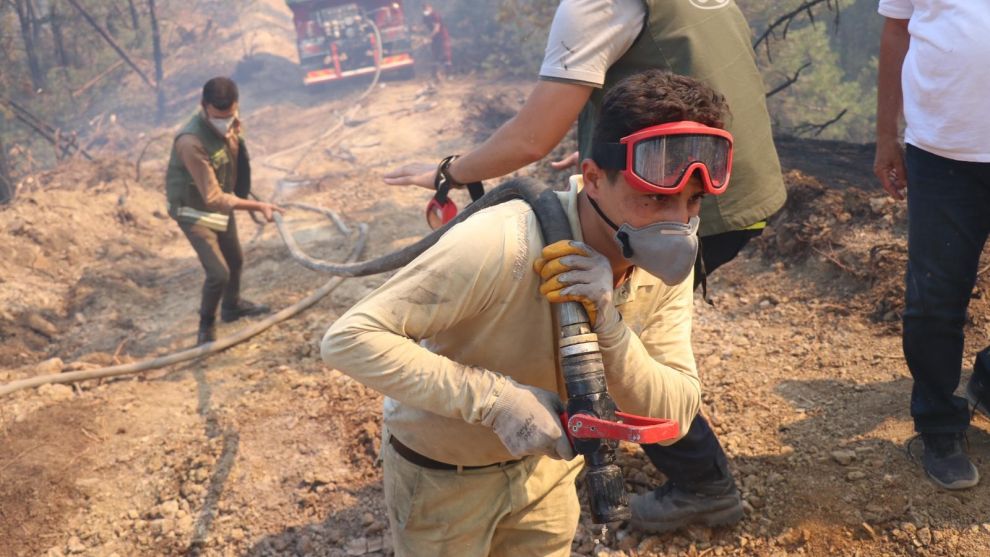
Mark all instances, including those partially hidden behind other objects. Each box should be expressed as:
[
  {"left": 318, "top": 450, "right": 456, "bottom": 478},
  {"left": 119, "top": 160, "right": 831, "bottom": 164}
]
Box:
[{"left": 874, "top": 0, "right": 990, "bottom": 490}]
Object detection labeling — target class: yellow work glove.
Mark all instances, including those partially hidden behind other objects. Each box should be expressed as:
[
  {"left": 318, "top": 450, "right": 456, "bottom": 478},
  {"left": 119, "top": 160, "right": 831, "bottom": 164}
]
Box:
[{"left": 533, "top": 240, "right": 614, "bottom": 329}]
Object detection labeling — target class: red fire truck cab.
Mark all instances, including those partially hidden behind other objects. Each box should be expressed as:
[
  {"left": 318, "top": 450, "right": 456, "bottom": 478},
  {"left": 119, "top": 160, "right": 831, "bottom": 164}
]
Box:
[{"left": 287, "top": 0, "right": 415, "bottom": 86}]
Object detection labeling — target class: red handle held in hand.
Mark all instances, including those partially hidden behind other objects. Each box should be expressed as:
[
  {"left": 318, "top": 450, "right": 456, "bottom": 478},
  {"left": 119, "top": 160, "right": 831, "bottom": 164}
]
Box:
[
  {"left": 560, "top": 412, "right": 680, "bottom": 445},
  {"left": 426, "top": 197, "right": 458, "bottom": 230}
]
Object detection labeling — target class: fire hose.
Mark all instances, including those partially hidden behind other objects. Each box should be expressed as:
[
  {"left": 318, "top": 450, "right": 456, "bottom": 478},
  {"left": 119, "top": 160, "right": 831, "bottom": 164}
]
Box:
[
  {"left": 1, "top": 15, "right": 388, "bottom": 399},
  {"left": 278, "top": 177, "right": 680, "bottom": 522},
  {"left": 0, "top": 208, "right": 366, "bottom": 398},
  {"left": 1, "top": 177, "right": 677, "bottom": 522}
]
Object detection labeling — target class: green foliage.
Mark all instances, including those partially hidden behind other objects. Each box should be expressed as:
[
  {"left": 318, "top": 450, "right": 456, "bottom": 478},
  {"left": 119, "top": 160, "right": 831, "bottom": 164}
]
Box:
[
  {"left": 760, "top": 22, "right": 876, "bottom": 142},
  {"left": 463, "top": 0, "right": 881, "bottom": 143},
  {"left": 830, "top": 0, "right": 884, "bottom": 88},
  {"left": 741, "top": 0, "right": 881, "bottom": 142}
]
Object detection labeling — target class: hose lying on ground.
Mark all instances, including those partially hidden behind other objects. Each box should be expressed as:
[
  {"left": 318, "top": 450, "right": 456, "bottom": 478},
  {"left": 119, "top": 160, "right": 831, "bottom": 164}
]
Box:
[
  {"left": 275, "top": 177, "right": 567, "bottom": 276},
  {"left": 1, "top": 177, "right": 559, "bottom": 397},
  {"left": 0, "top": 220, "right": 367, "bottom": 398},
  {"left": 0, "top": 27, "right": 396, "bottom": 399}
]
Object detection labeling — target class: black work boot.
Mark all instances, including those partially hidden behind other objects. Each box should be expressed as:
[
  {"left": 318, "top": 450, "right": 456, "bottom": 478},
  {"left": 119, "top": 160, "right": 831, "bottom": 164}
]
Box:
[
  {"left": 965, "top": 366, "right": 990, "bottom": 420},
  {"left": 197, "top": 316, "right": 217, "bottom": 346},
  {"left": 630, "top": 475, "right": 744, "bottom": 534},
  {"left": 221, "top": 298, "right": 270, "bottom": 323},
  {"left": 921, "top": 432, "right": 979, "bottom": 490}
]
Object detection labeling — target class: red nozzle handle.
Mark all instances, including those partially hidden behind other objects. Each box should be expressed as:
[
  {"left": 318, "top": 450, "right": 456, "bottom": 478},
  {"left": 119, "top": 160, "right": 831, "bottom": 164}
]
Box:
[
  {"left": 426, "top": 197, "right": 458, "bottom": 230},
  {"left": 560, "top": 412, "right": 680, "bottom": 445}
]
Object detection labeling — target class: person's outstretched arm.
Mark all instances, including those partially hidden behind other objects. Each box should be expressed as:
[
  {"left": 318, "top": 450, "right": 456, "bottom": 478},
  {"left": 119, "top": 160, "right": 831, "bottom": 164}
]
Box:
[
  {"left": 383, "top": 80, "right": 592, "bottom": 189},
  {"left": 385, "top": 0, "right": 643, "bottom": 189}
]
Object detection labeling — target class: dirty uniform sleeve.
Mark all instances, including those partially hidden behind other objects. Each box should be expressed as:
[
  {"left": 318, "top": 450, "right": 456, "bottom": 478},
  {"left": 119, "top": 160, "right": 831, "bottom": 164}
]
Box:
[
  {"left": 595, "top": 276, "right": 700, "bottom": 443},
  {"left": 320, "top": 211, "right": 516, "bottom": 425},
  {"left": 175, "top": 134, "right": 240, "bottom": 213}
]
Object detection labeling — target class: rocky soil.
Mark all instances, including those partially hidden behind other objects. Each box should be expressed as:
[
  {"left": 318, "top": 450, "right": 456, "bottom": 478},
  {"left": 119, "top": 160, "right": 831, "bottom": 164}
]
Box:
[{"left": 4, "top": 2, "right": 990, "bottom": 556}]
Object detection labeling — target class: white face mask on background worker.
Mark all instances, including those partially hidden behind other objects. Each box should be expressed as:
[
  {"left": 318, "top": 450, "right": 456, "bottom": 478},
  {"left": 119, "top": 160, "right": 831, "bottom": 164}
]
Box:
[
  {"left": 209, "top": 115, "right": 236, "bottom": 135},
  {"left": 203, "top": 101, "right": 239, "bottom": 136}
]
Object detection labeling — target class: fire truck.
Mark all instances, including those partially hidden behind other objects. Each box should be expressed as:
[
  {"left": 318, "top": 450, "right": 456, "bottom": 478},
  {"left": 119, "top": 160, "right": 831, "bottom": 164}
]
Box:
[{"left": 286, "top": 0, "right": 415, "bottom": 86}]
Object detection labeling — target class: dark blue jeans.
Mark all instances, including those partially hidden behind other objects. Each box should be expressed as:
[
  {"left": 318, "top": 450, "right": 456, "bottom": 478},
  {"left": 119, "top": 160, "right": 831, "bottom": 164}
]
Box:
[
  {"left": 903, "top": 145, "right": 990, "bottom": 433},
  {"left": 641, "top": 228, "right": 762, "bottom": 488}
]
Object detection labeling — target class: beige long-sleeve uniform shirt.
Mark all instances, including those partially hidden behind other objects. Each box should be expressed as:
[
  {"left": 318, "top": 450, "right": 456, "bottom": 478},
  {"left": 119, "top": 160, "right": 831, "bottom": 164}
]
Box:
[
  {"left": 174, "top": 126, "right": 241, "bottom": 214},
  {"left": 321, "top": 179, "right": 700, "bottom": 466}
]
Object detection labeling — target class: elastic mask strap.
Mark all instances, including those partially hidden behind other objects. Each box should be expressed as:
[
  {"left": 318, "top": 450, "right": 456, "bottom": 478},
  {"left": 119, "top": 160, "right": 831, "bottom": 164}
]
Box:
[
  {"left": 588, "top": 196, "right": 634, "bottom": 258},
  {"left": 694, "top": 238, "right": 714, "bottom": 307}
]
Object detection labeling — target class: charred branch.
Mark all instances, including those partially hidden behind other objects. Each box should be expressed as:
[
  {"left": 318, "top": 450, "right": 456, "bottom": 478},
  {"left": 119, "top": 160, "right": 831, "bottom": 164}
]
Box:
[
  {"left": 13, "top": 0, "right": 46, "bottom": 89},
  {"left": 0, "top": 134, "right": 12, "bottom": 204},
  {"left": 72, "top": 60, "right": 125, "bottom": 98},
  {"left": 127, "top": 0, "right": 140, "bottom": 29},
  {"left": 793, "top": 108, "right": 848, "bottom": 137},
  {"left": 64, "top": 0, "right": 156, "bottom": 90},
  {"left": 1, "top": 96, "right": 93, "bottom": 160},
  {"left": 753, "top": 0, "right": 840, "bottom": 62},
  {"left": 148, "top": 0, "right": 165, "bottom": 122},
  {"left": 49, "top": 1, "right": 70, "bottom": 68},
  {"left": 766, "top": 61, "right": 813, "bottom": 98},
  {"left": 26, "top": 0, "right": 40, "bottom": 48}
]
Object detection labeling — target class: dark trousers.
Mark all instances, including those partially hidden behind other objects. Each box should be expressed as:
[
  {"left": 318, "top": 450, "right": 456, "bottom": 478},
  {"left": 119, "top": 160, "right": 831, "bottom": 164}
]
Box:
[
  {"left": 641, "top": 227, "right": 763, "bottom": 488},
  {"left": 903, "top": 145, "right": 990, "bottom": 434},
  {"left": 178, "top": 218, "right": 244, "bottom": 321}
]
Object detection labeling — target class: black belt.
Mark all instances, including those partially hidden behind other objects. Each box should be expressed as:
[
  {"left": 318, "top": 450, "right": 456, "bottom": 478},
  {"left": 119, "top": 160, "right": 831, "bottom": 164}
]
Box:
[{"left": 388, "top": 435, "right": 519, "bottom": 471}]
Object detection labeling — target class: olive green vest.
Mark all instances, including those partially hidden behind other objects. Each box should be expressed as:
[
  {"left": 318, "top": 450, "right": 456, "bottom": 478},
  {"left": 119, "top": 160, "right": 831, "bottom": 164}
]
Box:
[
  {"left": 578, "top": 0, "right": 786, "bottom": 237},
  {"left": 165, "top": 113, "right": 236, "bottom": 217}
]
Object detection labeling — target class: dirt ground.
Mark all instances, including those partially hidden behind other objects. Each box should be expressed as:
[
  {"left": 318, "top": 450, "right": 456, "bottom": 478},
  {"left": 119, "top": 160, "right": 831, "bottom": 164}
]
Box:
[{"left": 4, "top": 2, "right": 990, "bottom": 556}]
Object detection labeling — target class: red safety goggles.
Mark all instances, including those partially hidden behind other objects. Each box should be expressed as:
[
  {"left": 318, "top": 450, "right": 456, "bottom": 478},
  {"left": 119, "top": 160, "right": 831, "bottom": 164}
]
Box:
[{"left": 592, "top": 121, "right": 733, "bottom": 195}]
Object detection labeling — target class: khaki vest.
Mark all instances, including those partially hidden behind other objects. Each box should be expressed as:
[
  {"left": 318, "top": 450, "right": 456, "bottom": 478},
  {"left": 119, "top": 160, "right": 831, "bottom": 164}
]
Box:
[
  {"left": 578, "top": 0, "right": 786, "bottom": 236},
  {"left": 165, "top": 113, "right": 236, "bottom": 217}
]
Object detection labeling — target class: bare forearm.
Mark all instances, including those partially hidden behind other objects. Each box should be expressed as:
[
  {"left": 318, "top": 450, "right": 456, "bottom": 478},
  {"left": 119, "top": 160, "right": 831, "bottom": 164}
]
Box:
[{"left": 876, "top": 18, "right": 910, "bottom": 141}]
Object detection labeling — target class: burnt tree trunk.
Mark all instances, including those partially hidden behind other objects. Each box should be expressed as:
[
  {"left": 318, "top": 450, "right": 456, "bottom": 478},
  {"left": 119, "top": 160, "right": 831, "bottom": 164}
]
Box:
[
  {"left": 0, "top": 133, "right": 13, "bottom": 204},
  {"left": 148, "top": 0, "right": 165, "bottom": 122},
  {"left": 13, "top": 0, "right": 46, "bottom": 90},
  {"left": 50, "top": 1, "right": 70, "bottom": 68},
  {"left": 27, "top": 0, "right": 41, "bottom": 47},
  {"left": 65, "top": 0, "right": 155, "bottom": 89},
  {"left": 127, "top": 0, "right": 140, "bottom": 29}
]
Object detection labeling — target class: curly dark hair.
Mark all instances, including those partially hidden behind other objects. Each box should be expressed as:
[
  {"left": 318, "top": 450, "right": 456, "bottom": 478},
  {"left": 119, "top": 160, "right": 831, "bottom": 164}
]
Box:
[{"left": 591, "top": 70, "right": 728, "bottom": 148}]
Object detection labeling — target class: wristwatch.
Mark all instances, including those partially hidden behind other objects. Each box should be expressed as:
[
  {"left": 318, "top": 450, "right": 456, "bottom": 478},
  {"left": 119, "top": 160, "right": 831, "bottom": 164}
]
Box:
[
  {"left": 437, "top": 154, "right": 461, "bottom": 190},
  {"left": 436, "top": 155, "right": 485, "bottom": 202}
]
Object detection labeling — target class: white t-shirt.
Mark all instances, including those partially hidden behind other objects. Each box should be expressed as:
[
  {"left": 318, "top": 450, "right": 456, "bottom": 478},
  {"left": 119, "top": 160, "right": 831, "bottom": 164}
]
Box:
[
  {"left": 539, "top": 0, "right": 646, "bottom": 87},
  {"left": 878, "top": 0, "right": 990, "bottom": 162}
]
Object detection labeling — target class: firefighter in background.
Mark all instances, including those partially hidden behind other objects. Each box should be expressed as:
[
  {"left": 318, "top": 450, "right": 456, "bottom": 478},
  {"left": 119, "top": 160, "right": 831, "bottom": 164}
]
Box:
[
  {"left": 165, "top": 77, "right": 283, "bottom": 345},
  {"left": 422, "top": 3, "right": 452, "bottom": 79}
]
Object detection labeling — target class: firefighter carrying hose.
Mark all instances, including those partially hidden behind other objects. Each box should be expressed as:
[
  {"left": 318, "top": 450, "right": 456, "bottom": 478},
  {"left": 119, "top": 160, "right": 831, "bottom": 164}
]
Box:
[
  {"left": 321, "top": 70, "right": 731, "bottom": 556},
  {"left": 165, "top": 77, "right": 283, "bottom": 345}
]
